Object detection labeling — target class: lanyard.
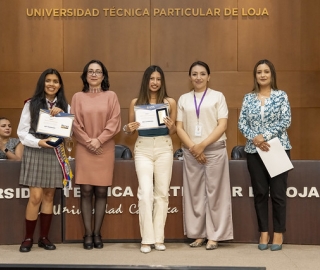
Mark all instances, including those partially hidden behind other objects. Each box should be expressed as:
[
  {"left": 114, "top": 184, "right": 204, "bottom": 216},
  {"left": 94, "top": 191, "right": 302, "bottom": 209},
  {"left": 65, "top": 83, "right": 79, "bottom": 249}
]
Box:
[{"left": 193, "top": 88, "right": 208, "bottom": 121}]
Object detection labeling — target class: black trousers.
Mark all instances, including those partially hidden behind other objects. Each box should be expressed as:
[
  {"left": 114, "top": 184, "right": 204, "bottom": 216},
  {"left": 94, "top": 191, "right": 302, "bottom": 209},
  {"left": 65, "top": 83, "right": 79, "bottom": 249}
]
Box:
[{"left": 247, "top": 151, "right": 290, "bottom": 233}]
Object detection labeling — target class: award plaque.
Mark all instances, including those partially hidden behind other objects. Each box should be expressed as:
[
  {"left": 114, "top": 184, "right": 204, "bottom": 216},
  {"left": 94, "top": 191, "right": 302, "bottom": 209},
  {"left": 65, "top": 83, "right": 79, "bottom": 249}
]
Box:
[
  {"left": 156, "top": 108, "right": 168, "bottom": 126},
  {"left": 134, "top": 104, "right": 169, "bottom": 130}
]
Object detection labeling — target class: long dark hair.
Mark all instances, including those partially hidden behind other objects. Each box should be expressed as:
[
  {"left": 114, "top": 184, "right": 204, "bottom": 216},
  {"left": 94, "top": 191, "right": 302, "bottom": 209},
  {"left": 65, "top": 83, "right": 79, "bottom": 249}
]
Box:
[
  {"left": 29, "top": 68, "right": 68, "bottom": 136},
  {"left": 81, "top": 60, "right": 110, "bottom": 92},
  {"left": 252, "top": 59, "right": 278, "bottom": 93},
  {"left": 135, "top": 65, "right": 169, "bottom": 105}
]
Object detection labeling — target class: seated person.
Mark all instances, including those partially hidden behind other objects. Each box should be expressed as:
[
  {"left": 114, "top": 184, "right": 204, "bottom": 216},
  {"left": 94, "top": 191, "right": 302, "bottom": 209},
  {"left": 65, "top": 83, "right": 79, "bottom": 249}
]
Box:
[{"left": 0, "top": 117, "right": 24, "bottom": 160}]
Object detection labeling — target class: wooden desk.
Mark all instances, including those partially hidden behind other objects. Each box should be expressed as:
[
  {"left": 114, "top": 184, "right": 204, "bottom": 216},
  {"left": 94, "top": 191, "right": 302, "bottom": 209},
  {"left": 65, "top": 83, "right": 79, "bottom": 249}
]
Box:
[{"left": 1, "top": 160, "right": 320, "bottom": 245}]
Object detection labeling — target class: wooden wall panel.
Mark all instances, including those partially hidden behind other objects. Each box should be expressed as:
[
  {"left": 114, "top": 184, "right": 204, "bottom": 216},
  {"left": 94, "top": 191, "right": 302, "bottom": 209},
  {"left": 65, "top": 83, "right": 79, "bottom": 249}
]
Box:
[
  {"left": 300, "top": 72, "right": 320, "bottom": 107},
  {"left": 212, "top": 72, "right": 252, "bottom": 108},
  {"left": 108, "top": 72, "right": 143, "bottom": 108},
  {"left": 301, "top": 1, "right": 320, "bottom": 70},
  {"left": 151, "top": 0, "right": 238, "bottom": 72},
  {"left": 238, "top": 0, "right": 301, "bottom": 71},
  {"left": 63, "top": 0, "right": 151, "bottom": 72},
  {"left": 164, "top": 72, "right": 191, "bottom": 102},
  {"left": 289, "top": 108, "right": 320, "bottom": 160},
  {"left": 0, "top": 73, "right": 41, "bottom": 107},
  {"left": 59, "top": 73, "right": 83, "bottom": 103},
  {"left": 0, "top": 0, "right": 320, "bottom": 160},
  {"left": 277, "top": 71, "right": 320, "bottom": 108},
  {"left": 0, "top": 0, "right": 63, "bottom": 72}
]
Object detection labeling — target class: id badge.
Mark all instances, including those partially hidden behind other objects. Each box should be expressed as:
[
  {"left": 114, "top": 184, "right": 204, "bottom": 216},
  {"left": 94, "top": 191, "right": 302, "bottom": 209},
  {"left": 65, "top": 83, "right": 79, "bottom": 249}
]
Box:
[{"left": 195, "top": 124, "right": 202, "bottom": 137}]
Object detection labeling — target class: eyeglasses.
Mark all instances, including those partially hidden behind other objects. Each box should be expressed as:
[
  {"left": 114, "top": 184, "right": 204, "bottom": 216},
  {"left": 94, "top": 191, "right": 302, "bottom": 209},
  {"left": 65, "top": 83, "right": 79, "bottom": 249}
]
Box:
[{"left": 88, "top": 70, "right": 103, "bottom": 76}]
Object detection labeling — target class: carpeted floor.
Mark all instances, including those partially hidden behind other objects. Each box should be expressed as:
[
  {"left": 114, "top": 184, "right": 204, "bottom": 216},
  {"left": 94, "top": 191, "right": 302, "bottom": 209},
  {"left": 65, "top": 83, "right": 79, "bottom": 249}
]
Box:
[{"left": 0, "top": 242, "right": 319, "bottom": 270}]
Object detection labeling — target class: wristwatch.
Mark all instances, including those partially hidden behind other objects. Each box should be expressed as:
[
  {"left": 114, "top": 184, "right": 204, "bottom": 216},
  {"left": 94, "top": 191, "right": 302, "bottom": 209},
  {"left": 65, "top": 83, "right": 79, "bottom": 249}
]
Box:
[{"left": 122, "top": 124, "right": 131, "bottom": 135}]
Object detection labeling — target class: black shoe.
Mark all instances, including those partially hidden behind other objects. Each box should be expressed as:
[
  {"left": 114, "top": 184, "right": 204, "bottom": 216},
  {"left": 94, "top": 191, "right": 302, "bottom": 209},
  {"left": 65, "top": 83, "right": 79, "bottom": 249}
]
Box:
[
  {"left": 38, "top": 237, "right": 56, "bottom": 250},
  {"left": 19, "top": 238, "right": 33, "bottom": 252},
  {"left": 93, "top": 234, "right": 104, "bottom": 249},
  {"left": 83, "top": 235, "right": 93, "bottom": 250}
]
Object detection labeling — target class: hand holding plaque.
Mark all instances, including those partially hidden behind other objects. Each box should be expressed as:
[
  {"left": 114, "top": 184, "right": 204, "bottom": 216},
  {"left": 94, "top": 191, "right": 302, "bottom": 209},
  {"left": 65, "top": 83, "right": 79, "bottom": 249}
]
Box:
[
  {"left": 134, "top": 104, "right": 168, "bottom": 130},
  {"left": 36, "top": 109, "right": 74, "bottom": 138}
]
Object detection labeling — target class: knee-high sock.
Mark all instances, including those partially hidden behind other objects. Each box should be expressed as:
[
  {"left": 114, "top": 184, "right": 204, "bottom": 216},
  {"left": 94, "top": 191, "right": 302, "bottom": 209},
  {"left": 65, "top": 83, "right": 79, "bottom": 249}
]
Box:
[
  {"left": 39, "top": 213, "right": 53, "bottom": 238},
  {"left": 24, "top": 218, "right": 38, "bottom": 240}
]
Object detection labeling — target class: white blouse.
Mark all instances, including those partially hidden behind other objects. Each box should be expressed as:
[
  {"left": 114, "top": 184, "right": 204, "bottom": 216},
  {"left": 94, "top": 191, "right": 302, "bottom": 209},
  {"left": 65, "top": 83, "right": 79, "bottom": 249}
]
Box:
[{"left": 17, "top": 98, "right": 70, "bottom": 148}]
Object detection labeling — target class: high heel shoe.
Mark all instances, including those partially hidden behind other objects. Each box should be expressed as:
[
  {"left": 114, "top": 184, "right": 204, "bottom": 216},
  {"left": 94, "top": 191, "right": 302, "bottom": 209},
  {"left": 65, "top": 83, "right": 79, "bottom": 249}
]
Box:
[
  {"left": 93, "top": 234, "right": 104, "bottom": 249},
  {"left": 83, "top": 235, "right": 93, "bottom": 250},
  {"left": 258, "top": 236, "right": 270, "bottom": 251},
  {"left": 270, "top": 243, "right": 282, "bottom": 251},
  {"left": 271, "top": 234, "right": 283, "bottom": 251},
  {"left": 189, "top": 238, "right": 206, "bottom": 247}
]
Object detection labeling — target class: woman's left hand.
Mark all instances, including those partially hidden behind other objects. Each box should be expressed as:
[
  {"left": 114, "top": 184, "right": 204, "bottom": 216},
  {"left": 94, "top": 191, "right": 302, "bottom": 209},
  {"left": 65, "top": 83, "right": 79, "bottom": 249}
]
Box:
[
  {"left": 87, "top": 138, "right": 101, "bottom": 152},
  {"left": 196, "top": 153, "right": 207, "bottom": 164},
  {"left": 163, "top": 116, "right": 175, "bottom": 130},
  {"left": 94, "top": 147, "right": 103, "bottom": 155},
  {"left": 189, "top": 143, "right": 205, "bottom": 157},
  {"left": 50, "top": 107, "right": 63, "bottom": 116},
  {"left": 258, "top": 141, "right": 270, "bottom": 152}
]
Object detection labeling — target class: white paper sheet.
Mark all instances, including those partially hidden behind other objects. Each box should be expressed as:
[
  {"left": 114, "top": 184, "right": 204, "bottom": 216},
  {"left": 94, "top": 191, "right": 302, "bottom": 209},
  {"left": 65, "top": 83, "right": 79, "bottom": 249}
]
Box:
[
  {"left": 256, "top": 137, "right": 293, "bottom": 178},
  {"left": 134, "top": 104, "right": 168, "bottom": 130},
  {"left": 36, "top": 109, "right": 74, "bottom": 138}
]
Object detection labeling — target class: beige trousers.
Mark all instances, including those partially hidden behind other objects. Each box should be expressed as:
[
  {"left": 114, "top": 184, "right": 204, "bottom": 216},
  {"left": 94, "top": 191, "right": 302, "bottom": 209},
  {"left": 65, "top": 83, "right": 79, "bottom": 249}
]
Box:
[
  {"left": 134, "top": 135, "right": 173, "bottom": 244},
  {"left": 183, "top": 140, "right": 234, "bottom": 241}
]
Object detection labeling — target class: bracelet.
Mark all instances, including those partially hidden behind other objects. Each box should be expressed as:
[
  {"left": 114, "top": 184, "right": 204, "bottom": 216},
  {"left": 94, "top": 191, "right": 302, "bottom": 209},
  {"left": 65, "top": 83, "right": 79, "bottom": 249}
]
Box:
[{"left": 122, "top": 124, "right": 132, "bottom": 135}]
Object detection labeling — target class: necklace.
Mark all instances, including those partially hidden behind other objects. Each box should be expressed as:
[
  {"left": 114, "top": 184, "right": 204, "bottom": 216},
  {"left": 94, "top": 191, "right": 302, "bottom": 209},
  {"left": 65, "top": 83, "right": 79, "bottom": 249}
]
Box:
[{"left": 89, "top": 87, "right": 102, "bottom": 93}]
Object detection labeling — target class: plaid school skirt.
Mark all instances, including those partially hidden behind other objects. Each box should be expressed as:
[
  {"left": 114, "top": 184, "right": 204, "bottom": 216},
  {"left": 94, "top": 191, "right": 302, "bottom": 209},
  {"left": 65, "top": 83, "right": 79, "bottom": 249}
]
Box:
[{"left": 19, "top": 146, "right": 63, "bottom": 188}]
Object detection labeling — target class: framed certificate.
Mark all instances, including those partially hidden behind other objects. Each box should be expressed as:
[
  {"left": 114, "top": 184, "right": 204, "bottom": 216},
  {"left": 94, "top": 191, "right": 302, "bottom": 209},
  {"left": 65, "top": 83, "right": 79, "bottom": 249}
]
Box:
[
  {"left": 134, "top": 104, "right": 169, "bottom": 130},
  {"left": 36, "top": 109, "right": 74, "bottom": 138},
  {"left": 156, "top": 108, "right": 168, "bottom": 126}
]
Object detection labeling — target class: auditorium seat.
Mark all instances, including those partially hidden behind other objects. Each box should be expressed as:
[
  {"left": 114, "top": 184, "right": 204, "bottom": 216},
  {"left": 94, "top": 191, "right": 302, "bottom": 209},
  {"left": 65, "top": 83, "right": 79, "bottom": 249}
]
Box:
[
  {"left": 174, "top": 148, "right": 183, "bottom": 159},
  {"left": 231, "top": 145, "right": 247, "bottom": 160},
  {"left": 115, "top": 144, "right": 133, "bottom": 159}
]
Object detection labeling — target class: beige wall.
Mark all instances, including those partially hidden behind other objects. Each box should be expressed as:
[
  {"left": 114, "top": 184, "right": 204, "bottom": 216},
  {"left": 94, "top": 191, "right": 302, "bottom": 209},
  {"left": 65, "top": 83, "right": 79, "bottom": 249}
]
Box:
[{"left": 1, "top": 0, "right": 319, "bottom": 159}]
